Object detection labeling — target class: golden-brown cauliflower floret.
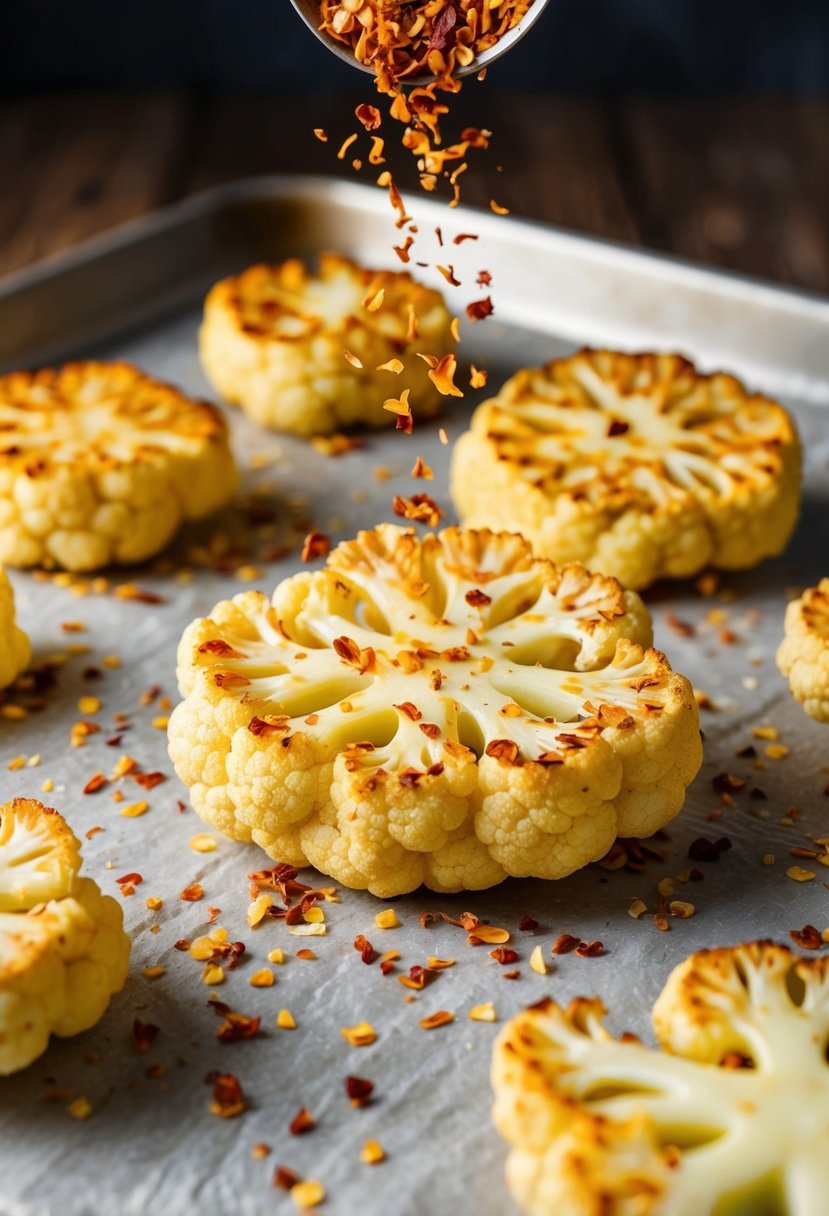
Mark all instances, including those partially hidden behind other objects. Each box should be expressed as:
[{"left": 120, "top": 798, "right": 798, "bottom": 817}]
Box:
[
  {"left": 0, "top": 361, "right": 238, "bottom": 571},
  {"left": 451, "top": 350, "right": 801, "bottom": 590},
  {"left": 168, "top": 524, "right": 701, "bottom": 897},
  {"left": 0, "top": 799, "right": 130, "bottom": 1074},
  {"left": 776, "top": 579, "right": 829, "bottom": 722},
  {"left": 0, "top": 568, "right": 30, "bottom": 688},
  {"left": 492, "top": 941, "right": 829, "bottom": 1216},
  {"left": 199, "top": 254, "right": 455, "bottom": 435}
]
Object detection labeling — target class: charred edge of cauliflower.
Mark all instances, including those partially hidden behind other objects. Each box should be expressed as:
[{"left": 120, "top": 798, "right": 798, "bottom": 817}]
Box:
[
  {"left": 168, "top": 524, "right": 701, "bottom": 897},
  {"left": 776, "top": 578, "right": 829, "bottom": 723},
  {"left": 198, "top": 253, "right": 456, "bottom": 435},
  {"left": 492, "top": 940, "right": 829, "bottom": 1216},
  {"left": 0, "top": 799, "right": 130, "bottom": 1075},
  {"left": 451, "top": 348, "right": 801, "bottom": 590},
  {"left": 0, "top": 360, "right": 238, "bottom": 571},
  {"left": 0, "top": 569, "right": 30, "bottom": 689}
]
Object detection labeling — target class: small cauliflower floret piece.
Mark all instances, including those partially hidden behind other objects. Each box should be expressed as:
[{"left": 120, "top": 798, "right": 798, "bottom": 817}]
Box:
[
  {"left": 451, "top": 349, "right": 801, "bottom": 590},
  {"left": 776, "top": 579, "right": 829, "bottom": 722},
  {"left": 199, "top": 254, "right": 456, "bottom": 435},
  {"left": 0, "top": 361, "right": 238, "bottom": 571},
  {"left": 492, "top": 941, "right": 829, "bottom": 1216},
  {"left": 0, "top": 799, "right": 130, "bottom": 1075},
  {"left": 0, "top": 568, "right": 30, "bottom": 688},
  {"left": 169, "top": 524, "right": 700, "bottom": 897}
]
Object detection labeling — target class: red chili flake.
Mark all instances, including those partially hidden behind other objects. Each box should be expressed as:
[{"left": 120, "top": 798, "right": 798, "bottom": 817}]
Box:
[
  {"left": 301, "top": 531, "right": 331, "bottom": 563},
  {"left": 206, "top": 905, "right": 221, "bottom": 924},
  {"left": 355, "top": 103, "right": 382, "bottom": 130},
  {"left": 174, "top": 939, "right": 191, "bottom": 952},
  {"left": 712, "top": 773, "right": 746, "bottom": 795},
  {"left": 392, "top": 493, "right": 443, "bottom": 527},
  {"left": 465, "top": 589, "right": 492, "bottom": 608},
  {"left": 132, "top": 1019, "right": 160, "bottom": 1053},
  {"left": 198, "top": 639, "right": 240, "bottom": 657},
  {"left": 132, "top": 771, "right": 167, "bottom": 790},
  {"left": 273, "top": 1166, "right": 300, "bottom": 1190},
  {"left": 180, "top": 882, "right": 204, "bottom": 902},
  {"left": 552, "top": 934, "right": 580, "bottom": 955},
  {"left": 380, "top": 959, "right": 396, "bottom": 976},
  {"left": 518, "top": 916, "right": 539, "bottom": 933},
  {"left": 466, "top": 296, "right": 494, "bottom": 322},
  {"left": 790, "top": 924, "right": 823, "bottom": 950},
  {"left": 688, "top": 836, "right": 732, "bottom": 862},
  {"left": 83, "top": 772, "right": 107, "bottom": 794},
  {"left": 485, "top": 739, "right": 519, "bottom": 764},
  {"left": 458, "top": 912, "right": 479, "bottom": 931},
  {"left": 209, "top": 1072, "right": 247, "bottom": 1118},
  {"left": 354, "top": 934, "right": 376, "bottom": 964},
  {"left": 606, "top": 418, "right": 630, "bottom": 437},
  {"left": 476, "top": 270, "right": 492, "bottom": 287},
  {"left": 217, "top": 1010, "right": 261, "bottom": 1042},
  {"left": 502, "top": 969, "right": 520, "bottom": 980},
  {"left": 665, "top": 613, "right": 696, "bottom": 638},
  {"left": 345, "top": 1075, "right": 374, "bottom": 1108},
  {"left": 393, "top": 236, "right": 414, "bottom": 263},
  {"left": 428, "top": 3, "right": 457, "bottom": 49},
  {"left": 116, "top": 872, "right": 143, "bottom": 887},
  {"left": 289, "top": 1107, "right": 316, "bottom": 1136},
  {"left": 419, "top": 911, "right": 435, "bottom": 928},
  {"left": 575, "top": 940, "right": 604, "bottom": 958},
  {"left": 106, "top": 735, "right": 123, "bottom": 747},
  {"left": 721, "top": 1052, "right": 753, "bottom": 1069},
  {"left": 489, "top": 947, "right": 519, "bottom": 965},
  {"left": 453, "top": 232, "right": 478, "bottom": 244},
  {"left": 396, "top": 412, "right": 414, "bottom": 434}
]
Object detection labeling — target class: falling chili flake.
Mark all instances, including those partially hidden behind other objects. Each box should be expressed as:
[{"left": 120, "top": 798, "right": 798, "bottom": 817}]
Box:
[
  {"left": 392, "top": 494, "right": 443, "bottom": 527},
  {"left": 313, "top": 128, "right": 328, "bottom": 142},
  {"left": 490, "top": 199, "right": 510, "bottom": 215},
  {"left": 466, "top": 296, "right": 494, "bottom": 322},
  {"left": 337, "top": 132, "right": 359, "bottom": 160},
  {"left": 355, "top": 103, "right": 382, "bottom": 130},
  {"left": 343, "top": 349, "right": 364, "bottom": 369},
  {"left": 428, "top": 353, "right": 463, "bottom": 397},
  {"left": 301, "top": 531, "right": 331, "bottom": 563},
  {"left": 469, "top": 365, "right": 488, "bottom": 389},
  {"left": 436, "top": 264, "right": 461, "bottom": 287},
  {"left": 383, "top": 388, "right": 412, "bottom": 418}
]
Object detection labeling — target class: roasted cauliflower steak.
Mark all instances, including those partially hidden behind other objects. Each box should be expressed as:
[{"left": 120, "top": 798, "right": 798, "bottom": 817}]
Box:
[
  {"left": 199, "top": 253, "right": 455, "bottom": 435},
  {"left": 0, "top": 799, "right": 130, "bottom": 1075},
  {"left": 451, "top": 350, "right": 801, "bottom": 590},
  {"left": 0, "top": 360, "right": 238, "bottom": 571},
  {"left": 493, "top": 941, "right": 829, "bottom": 1216},
  {"left": 169, "top": 524, "right": 701, "bottom": 897},
  {"left": 777, "top": 579, "right": 829, "bottom": 723}
]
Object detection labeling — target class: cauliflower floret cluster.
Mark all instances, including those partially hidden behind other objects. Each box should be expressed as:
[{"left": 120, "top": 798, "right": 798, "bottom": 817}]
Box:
[
  {"left": 776, "top": 578, "right": 829, "bottom": 722},
  {"left": 0, "top": 568, "right": 30, "bottom": 689},
  {"left": 0, "top": 360, "right": 238, "bottom": 571},
  {"left": 199, "top": 254, "right": 456, "bottom": 435},
  {"left": 169, "top": 524, "right": 701, "bottom": 897},
  {"left": 0, "top": 799, "right": 130, "bottom": 1075},
  {"left": 492, "top": 940, "right": 829, "bottom": 1216},
  {"left": 451, "top": 349, "right": 801, "bottom": 590}
]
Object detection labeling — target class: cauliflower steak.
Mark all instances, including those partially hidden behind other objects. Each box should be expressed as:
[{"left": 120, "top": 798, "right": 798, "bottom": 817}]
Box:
[
  {"left": 492, "top": 941, "right": 829, "bottom": 1216},
  {"left": 199, "top": 254, "right": 455, "bottom": 435},
  {"left": 451, "top": 350, "right": 801, "bottom": 590},
  {"left": 777, "top": 578, "right": 829, "bottom": 723},
  {"left": 0, "top": 799, "right": 130, "bottom": 1075},
  {"left": 169, "top": 525, "right": 701, "bottom": 896},
  {"left": 0, "top": 360, "right": 238, "bottom": 571},
  {"left": 0, "top": 568, "right": 30, "bottom": 689}
]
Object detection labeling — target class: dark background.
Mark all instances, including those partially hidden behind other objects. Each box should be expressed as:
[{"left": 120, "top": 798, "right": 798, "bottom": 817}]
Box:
[{"left": 3, "top": 0, "right": 829, "bottom": 94}]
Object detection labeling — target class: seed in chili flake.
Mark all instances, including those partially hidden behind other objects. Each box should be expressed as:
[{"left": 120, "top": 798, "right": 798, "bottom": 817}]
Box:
[
  {"left": 289, "top": 1107, "right": 315, "bottom": 1136},
  {"left": 208, "top": 1072, "right": 246, "bottom": 1118},
  {"left": 790, "top": 924, "right": 823, "bottom": 950},
  {"left": 552, "top": 934, "right": 580, "bottom": 955},
  {"left": 468, "top": 1002, "right": 497, "bottom": 1023},
  {"left": 132, "top": 1019, "right": 160, "bottom": 1053},
  {"left": 341, "top": 1021, "right": 377, "bottom": 1047},
  {"left": 575, "top": 940, "right": 604, "bottom": 958},
  {"left": 419, "top": 1010, "right": 454, "bottom": 1031},
  {"left": 291, "top": 1181, "right": 325, "bottom": 1210},
  {"left": 360, "top": 1138, "right": 385, "bottom": 1165},
  {"left": 276, "top": 1009, "right": 297, "bottom": 1030},
  {"left": 345, "top": 1075, "right": 374, "bottom": 1108}
]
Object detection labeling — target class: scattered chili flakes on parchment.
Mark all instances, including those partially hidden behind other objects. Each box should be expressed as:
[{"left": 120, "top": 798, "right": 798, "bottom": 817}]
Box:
[{"left": 207, "top": 1072, "right": 247, "bottom": 1118}]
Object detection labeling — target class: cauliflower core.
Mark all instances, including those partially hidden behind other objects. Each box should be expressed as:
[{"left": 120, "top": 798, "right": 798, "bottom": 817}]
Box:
[
  {"left": 199, "top": 254, "right": 455, "bottom": 435},
  {"left": 0, "top": 361, "right": 238, "bottom": 571},
  {"left": 169, "top": 524, "right": 701, "bottom": 897},
  {"left": 0, "top": 799, "right": 130, "bottom": 1075},
  {"left": 777, "top": 579, "right": 829, "bottom": 723},
  {"left": 451, "top": 350, "right": 801, "bottom": 590},
  {"left": 0, "top": 568, "right": 30, "bottom": 689},
  {"left": 492, "top": 941, "right": 829, "bottom": 1216}
]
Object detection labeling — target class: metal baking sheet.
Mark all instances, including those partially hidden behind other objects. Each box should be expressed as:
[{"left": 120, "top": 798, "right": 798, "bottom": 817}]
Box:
[{"left": 0, "top": 177, "right": 828, "bottom": 1216}]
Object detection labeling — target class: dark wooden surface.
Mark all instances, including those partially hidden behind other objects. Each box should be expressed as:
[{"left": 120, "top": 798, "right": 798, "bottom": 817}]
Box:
[{"left": 1, "top": 91, "right": 828, "bottom": 292}]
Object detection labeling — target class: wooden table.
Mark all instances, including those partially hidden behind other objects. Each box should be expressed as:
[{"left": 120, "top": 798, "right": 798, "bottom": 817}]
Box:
[{"left": 1, "top": 91, "right": 828, "bottom": 293}]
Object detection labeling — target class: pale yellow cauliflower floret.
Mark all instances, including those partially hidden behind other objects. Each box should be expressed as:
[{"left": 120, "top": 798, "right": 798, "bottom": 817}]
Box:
[
  {"left": 0, "top": 799, "right": 130, "bottom": 1074},
  {"left": 199, "top": 253, "right": 455, "bottom": 435},
  {"left": 0, "top": 361, "right": 238, "bottom": 571},
  {"left": 168, "top": 524, "right": 701, "bottom": 897},
  {"left": 776, "top": 578, "right": 829, "bottom": 722},
  {"left": 452, "top": 349, "right": 801, "bottom": 590},
  {"left": 0, "top": 568, "right": 30, "bottom": 688},
  {"left": 492, "top": 941, "right": 829, "bottom": 1216}
]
